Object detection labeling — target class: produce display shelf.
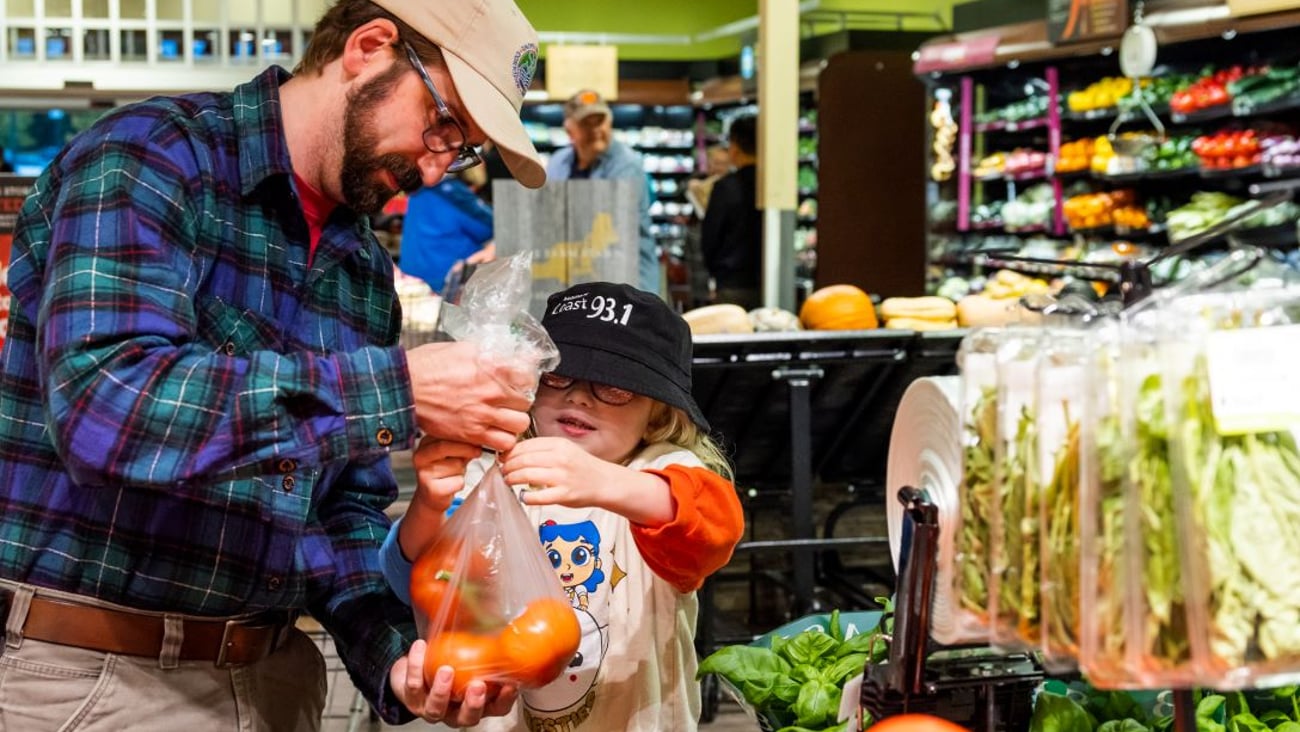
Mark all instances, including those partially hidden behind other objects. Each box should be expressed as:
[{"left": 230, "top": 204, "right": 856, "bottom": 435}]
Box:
[
  {"left": 1169, "top": 103, "right": 1234, "bottom": 125},
  {"left": 1064, "top": 107, "right": 1118, "bottom": 121},
  {"left": 1098, "top": 166, "right": 1199, "bottom": 184},
  {"left": 1232, "top": 92, "right": 1300, "bottom": 117},
  {"left": 1226, "top": 221, "right": 1299, "bottom": 248},
  {"left": 1199, "top": 163, "right": 1265, "bottom": 179}
]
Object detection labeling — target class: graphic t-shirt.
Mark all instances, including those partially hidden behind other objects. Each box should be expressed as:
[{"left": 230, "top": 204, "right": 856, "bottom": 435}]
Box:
[{"left": 465, "top": 443, "right": 742, "bottom": 732}]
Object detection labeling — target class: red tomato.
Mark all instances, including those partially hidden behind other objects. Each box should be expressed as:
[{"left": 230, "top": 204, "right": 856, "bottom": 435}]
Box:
[
  {"left": 498, "top": 598, "right": 581, "bottom": 688},
  {"left": 869, "top": 713, "right": 969, "bottom": 731},
  {"left": 409, "top": 539, "right": 501, "bottom": 625},
  {"left": 423, "top": 631, "right": 506, "bottom": 697}
]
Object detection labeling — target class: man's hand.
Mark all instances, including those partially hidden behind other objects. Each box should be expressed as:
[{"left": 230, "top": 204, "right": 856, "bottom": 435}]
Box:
[
  {"left": 405, "top": 342, "right": 534, "bottom": 453},
  {"left": 391, "top": 639, "right": 518, "bottom": 725}
]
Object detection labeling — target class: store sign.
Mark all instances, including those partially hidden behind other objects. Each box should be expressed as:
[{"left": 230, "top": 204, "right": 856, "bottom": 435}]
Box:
[
  {"left": 912, "top": 35, "right": 999, "bottom": 74},
  {"left": 1047, "top": 0, "right": 1128, "bottom": 44},
  {"left": 545, "top": 45, "right": 619, "bottom": 102},
  {"left": 1227, "top": 0, "right": 1300, "bottom": 16},
  {"left": 0, "top": 175, "right": 34, "bottom": 351}
]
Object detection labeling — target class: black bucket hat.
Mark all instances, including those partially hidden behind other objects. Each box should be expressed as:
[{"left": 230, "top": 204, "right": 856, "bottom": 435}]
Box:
[{"left": 541, "top": 282, "right": 708, "bottom": 431}]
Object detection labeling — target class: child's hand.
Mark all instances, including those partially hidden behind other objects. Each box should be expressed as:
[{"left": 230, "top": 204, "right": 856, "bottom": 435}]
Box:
[
  {"left": 399, "top": 438, "right": 481, "bottom": 560},
  {"left": 501, "top": 437, "right": 674, "bottom": 525},
  {"left": 411, "top": 437, "right": 481, "bottom": 514},
  {"left": 500, "top": 437, "right": 612, "bottom": 508}
]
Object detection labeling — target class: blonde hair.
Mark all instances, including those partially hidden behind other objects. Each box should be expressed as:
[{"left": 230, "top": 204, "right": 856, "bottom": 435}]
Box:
[{"left": 643, "top": 402, "right": 733, "bottom": 482}]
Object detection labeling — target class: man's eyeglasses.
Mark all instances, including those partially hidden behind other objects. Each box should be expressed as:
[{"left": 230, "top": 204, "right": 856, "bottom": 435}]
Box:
[
  {"left": 402, "top": 42, "right": 483, "bottom": 173},
  {"left": 539, "top": 373, "right": 637, "bottom": 406}
]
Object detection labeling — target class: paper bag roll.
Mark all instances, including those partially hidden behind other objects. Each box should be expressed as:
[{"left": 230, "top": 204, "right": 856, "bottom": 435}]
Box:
[{"left": 885, "top": 375, "right": 981, "bottom": 645}]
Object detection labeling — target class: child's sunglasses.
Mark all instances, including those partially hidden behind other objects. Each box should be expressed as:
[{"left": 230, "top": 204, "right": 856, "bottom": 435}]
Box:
[{"left": 539, "top": 372, "right": 637, "bottom": 406}]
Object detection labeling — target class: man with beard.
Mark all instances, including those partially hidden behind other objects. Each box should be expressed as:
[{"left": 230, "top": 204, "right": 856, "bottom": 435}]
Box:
[
  {"left": 0, "top": 0, "right": 543, "bottom": 729},
  {"left": 545, "top": 89, "right": 660, "bottom": 295}
]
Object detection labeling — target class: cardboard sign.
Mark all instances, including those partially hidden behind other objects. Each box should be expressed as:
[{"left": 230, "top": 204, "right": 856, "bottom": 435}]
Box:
[
  {"left": 1047, "top": 0, "right": 1129, "bottom": 44},
  {"left": 913, "top": 35, "right": 999, "bottom": 74},
  {"left": 1227, "top": 0, "right": 1300, "bottom": 16},
  {"left": 544, "top": 45, "right": 619, "bottom": 102},
  {"left": 493, "top": 179, "right": 640, "bottom": 318}
]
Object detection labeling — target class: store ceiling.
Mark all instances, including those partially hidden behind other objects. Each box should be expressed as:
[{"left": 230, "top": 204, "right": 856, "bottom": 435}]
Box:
[{"left": 515, "top": 0, "right": 959, "bottom": 60}]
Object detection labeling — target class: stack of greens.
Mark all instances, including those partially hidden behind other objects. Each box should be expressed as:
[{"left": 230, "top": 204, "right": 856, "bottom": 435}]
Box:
[
  {"left": 1032, "top": 684, "right": 1300, "bottom": 732},
  {"left": 1173, "top": 357, "right": 1300, "bottom": 676},
  {"left": 697, "top": 606, "right": 892, "bottom": 732},
  {"left": 1042, "top": 417, "right": 1081, "bottom": 665},
  {"left": 1133, "top": 370, "right": 1193, "bottom": 676},
  {"left": 994, "top": 400, "right": 1040, "bottom": 646},
  {"left": 958, "top": 386, "right": 998, "bottom": 621}
]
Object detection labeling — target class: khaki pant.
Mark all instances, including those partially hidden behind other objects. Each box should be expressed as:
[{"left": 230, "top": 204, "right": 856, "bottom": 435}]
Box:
[{"left": 0, "top": 585, "right": 327, "bottom": 732}]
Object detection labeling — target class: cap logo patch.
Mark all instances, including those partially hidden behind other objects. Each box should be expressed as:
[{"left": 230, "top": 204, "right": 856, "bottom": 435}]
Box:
[
  {"left": 576, "top": 90, "right": 600, "bottom": 106},
  {"left": 513, "top": 43, "right": 539, "bottom": 96},
  {"left": 550, "top": 291, "right": 634, "bottom": 326}
]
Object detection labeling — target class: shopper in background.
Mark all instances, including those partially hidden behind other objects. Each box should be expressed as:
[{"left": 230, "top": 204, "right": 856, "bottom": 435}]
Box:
[
  {"left": 685, "top": 143, "right": 732, "bottom": 217},
  {"left": 546, "top": 89, "right": 660, "bottom": 295},
  {"left": 399, "top": 168, "right": 497, "bottom": 294},
  {"left": 381, "top": 281, "right": 744, "bottom": 731},
  {"left": 0, "top": 147, "right": 13, "bottom": 173},
  {"left": 0, "top": 0, "right": 546, "bottom": 729},
  {"left": 701, "top": 114, "right": 762, "bottom": 310}
]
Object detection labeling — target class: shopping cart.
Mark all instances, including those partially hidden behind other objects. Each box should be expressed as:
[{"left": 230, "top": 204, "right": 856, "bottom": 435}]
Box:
[{"left": 301, "top": 618, "right": 381, "bottom": 732}]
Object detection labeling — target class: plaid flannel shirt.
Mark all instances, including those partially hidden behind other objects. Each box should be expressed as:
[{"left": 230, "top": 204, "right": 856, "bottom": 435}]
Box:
[{"left": 0, "top": 67, "right": 419, "bottom": 724}]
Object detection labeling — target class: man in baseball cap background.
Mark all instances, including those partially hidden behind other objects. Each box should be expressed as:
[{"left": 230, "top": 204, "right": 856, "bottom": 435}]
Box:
[{"left": 546, "top": 88, "right": 662, "bottom": 296}]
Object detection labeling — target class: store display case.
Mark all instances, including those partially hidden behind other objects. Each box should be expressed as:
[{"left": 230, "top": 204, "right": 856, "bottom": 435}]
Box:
[{"left": 920, "top": 15, "right": 1300, "bottom": 302}]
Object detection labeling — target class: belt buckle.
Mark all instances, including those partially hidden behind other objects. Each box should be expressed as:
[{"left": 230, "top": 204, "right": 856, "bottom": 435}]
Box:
[
  {"left": 215, "top": 613, "right": 293, "bottom": 668},
  {"left": 216, "top": 619, "right": 239, "bottom": 668}
]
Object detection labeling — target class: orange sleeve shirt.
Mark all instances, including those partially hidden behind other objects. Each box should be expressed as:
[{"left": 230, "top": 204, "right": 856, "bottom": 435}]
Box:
[{"left": 632, "top": 464, "right": 745, "bottom": 594}]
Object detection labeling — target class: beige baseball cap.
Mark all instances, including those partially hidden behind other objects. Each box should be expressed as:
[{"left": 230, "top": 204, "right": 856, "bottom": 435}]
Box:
[
  {"left": 564, "top": 89, "right": 612, "bottom": 122},
  {"left": 371, "top": 0, "right": 546, "bottom": 188}
]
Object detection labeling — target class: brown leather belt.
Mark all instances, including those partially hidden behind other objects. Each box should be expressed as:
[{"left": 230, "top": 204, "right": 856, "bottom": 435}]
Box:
[{"left": 8, "top": 592, "right": 293, "bottom": 667}]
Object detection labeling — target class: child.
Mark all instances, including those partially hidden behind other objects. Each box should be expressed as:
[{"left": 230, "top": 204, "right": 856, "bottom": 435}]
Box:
[{"left": 381, "top": 281, "right": 745, "bottom": 731}]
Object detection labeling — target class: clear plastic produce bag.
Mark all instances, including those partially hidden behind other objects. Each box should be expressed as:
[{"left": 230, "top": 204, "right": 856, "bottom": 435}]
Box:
[
  {"left": 988, "top": 327, "right": 1043, "bottom": 652},
  {"left": 1156, "top": 253, "right": 1300, "bottom": 688},
  {"left": 1078, "top": 319, "right": 1143, "bottom": 688},
  {"left": 436, "top": 252, "right": 560, "bottom": 399},
  {"left": 409, "top": 463, "right": 580, "bottom": 694},
  {"left": 1036, "top": 328, "right": 1088, "bottom": 671},
  {"left": 948, "top": 328, "right": 1002, "bottom": 643}
]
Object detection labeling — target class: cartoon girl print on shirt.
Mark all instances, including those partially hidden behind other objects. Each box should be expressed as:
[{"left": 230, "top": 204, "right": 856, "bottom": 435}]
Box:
[
  {"left": 540, "top": 519, "right": 605, "bottom": 610},
  {"left": 526, "top": 520, "right": 610, "bottom": 719}
]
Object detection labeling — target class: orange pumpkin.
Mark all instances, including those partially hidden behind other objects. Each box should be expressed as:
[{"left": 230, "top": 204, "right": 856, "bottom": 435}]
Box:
[{"left": 799, "top": 284, "right": 878, "bottom": 330}]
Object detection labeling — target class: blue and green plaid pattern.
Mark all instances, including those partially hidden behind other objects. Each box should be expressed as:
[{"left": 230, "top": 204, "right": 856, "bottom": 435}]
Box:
[{"left": 0, "top": 67, "right": 419, "bottom": 723}]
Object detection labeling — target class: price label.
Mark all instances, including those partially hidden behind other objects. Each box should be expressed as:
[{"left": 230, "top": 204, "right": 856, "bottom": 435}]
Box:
[{"left": 1206, "top": 324, "right": 1300, "bottom": 435}]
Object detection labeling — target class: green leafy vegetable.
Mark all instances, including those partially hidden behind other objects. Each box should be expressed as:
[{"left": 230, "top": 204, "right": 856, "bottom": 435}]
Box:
[
  {"left": 1134, "top": 372, "right": 1190, "bottom": 668},
  {"left": 697, "top": 609, "right": 890, "bottom": 731},
  {"left": 1092, "top": 399, "right": 1131, "bottom": 680},
  {"left": 1173, "top": 358, "right": 1300, "bottom": 671},
  {"left": 958, "top": 386, "right": 997, "bottom": 618},
  {"left": 994, "top": 400, "right": 1040, "bottom": 644},
  {"left": 1044, "top": 417, "right": 1081, "bottom": 660}
]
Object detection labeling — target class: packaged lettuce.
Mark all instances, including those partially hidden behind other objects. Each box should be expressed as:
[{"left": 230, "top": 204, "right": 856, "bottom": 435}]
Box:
[
  {"left": 989, "top": 327, "right": 1043, "bottom": 652},
  {"left": 1079, "top": 320, "right": 1141, "bottom": 687},
  {"left": 1160, "top": 281, "right": 1300, "bottom": 688},
  {"left": 952, "top": 329, "right": 1002, "bottom": 639},
  {"left": 1037, "top": 329, "right": 1088, "bottom": 670}
]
